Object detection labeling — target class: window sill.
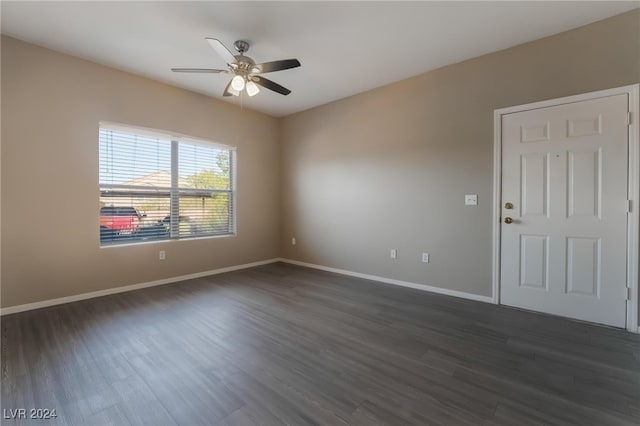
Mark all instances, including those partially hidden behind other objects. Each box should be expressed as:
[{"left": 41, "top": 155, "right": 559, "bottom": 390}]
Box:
[{"left": 100, "top": 232, "right": 236, "bottom": 249}]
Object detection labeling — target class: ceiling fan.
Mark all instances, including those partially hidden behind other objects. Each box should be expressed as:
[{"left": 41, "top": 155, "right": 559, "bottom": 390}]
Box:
[{"left": 171, "top": 38, "right": 301, "bottom": 97}]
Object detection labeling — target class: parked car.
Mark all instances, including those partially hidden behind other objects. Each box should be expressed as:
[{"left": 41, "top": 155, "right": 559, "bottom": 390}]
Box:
[
  {"left": 134, "top": 215, "right": 197, "bottom": 240},
  {"left": 99, "top": 206, "right": 145, "bottom": 235},
  {"left": 162, "top": 215, "right": 202, "bottom": 235},
  {"left": 134, "top": 222, "right": 169, "bottom": 240}
]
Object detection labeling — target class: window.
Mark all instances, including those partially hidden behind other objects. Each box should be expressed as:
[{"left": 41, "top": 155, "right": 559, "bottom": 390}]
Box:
[{"left": 99, "top": 123, "right": 236, "bottom": 246}]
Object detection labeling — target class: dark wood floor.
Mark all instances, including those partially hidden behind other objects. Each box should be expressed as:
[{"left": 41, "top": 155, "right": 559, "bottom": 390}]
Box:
[{"left": 2, "top": 262, "right": 639, "bottom": 425}]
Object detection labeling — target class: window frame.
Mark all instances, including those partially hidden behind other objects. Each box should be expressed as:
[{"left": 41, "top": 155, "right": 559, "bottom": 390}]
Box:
[{"left": 99, "top": 122, "right": 237, "bottom": 247}]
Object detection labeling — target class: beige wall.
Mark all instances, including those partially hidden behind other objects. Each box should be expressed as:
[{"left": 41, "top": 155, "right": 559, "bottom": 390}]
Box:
[
  {"left": 1, "top": 36, "right": 281, "bottom": 308},
  {"left": 2, "top": 10, "right": 640, "bottom": 329},
  {"left": 280, "top": 10, "right": 640, "bottom": 312}
]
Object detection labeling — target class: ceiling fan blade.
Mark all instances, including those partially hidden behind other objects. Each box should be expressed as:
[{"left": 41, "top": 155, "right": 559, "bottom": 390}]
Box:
[
  {"left": 252, "top": 59, "right": 301, "bottom": 74},
  {"left": 171, "top": 68, "right": 227, "bottom": 73},
  {"left": 206, "top": 38, "right": 237, "bottom": 66},
  {"left": 223, "top": 79, "right": 240, "bottom": 97},
  {"left": 252, "top": 76, "right": 291, "bottom": 96}
]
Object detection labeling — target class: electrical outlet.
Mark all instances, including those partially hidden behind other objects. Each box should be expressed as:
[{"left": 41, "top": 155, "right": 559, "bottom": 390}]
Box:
[
  {"left": 291, "top": 237, "right": 296, "bottom": 246},
  {"left": 159, "top": 250, "right": 166, "bottom": 260},
  {"left": 390, "top": 249, "right": 397, "bottom": 259},
  {"left": 465, "top": 194, "right": 478, "bottom": 205},
  {"left": 422, "top": 253, "right": 430, "bottom": 263}
]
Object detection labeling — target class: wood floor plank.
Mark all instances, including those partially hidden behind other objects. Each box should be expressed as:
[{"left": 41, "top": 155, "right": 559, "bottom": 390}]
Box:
[{"left": 2, "top": 262, "right": 639, "bottom": 425}]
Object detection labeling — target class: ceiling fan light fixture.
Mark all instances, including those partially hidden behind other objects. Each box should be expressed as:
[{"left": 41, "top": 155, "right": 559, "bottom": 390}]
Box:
[
  {"left": 246, "top": 81, "right": 260, "bottom": 97},
  {"left": 231, "top": 75, "right": 245, "bottom": 91},
  {"left": 172, "top": 38, "right": 301, "bottom": 97}
]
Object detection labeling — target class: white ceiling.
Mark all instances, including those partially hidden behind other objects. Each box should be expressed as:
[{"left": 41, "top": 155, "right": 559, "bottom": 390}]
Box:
[{"left": 2, "top": 1, "right": 637, "bottom": 117}]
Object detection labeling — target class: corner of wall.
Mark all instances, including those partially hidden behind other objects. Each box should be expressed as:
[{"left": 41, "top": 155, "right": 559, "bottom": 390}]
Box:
[{"left": 276, "top": 115, "right": 286, "bottom": 258}]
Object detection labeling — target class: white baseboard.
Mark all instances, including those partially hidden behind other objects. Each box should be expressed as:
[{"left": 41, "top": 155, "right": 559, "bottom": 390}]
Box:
[
  {"left": 4, "top": 256, "right": 633, "bottom": 329},
  {"left": 278, "top": 258, "right": 494, "bottom": 304},
  {"left": 0, "top": 258, "right": 280, "bottom": 316}
]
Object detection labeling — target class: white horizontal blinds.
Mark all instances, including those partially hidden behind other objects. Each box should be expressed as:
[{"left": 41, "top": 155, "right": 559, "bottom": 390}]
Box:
[
  {"left": 99, "top": 129, "right": 172, "bottom": 189},
  {"left": 99, "top": 129, "right": 173, "bottom": 244},
  {"left": 99, "top": 125, "right": 235, "bottom": 246},
  {"left": 178, "top": 141, "right": 233, "bottom": 237}
]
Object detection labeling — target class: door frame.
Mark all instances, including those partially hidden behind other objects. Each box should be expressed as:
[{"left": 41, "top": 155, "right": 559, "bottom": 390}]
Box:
[{"left": 492, "top": 84, "right": 640, "bottom": 333}]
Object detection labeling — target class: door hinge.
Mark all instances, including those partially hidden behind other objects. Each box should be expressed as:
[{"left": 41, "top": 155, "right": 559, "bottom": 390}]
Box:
[
  {"left": 628, "top": 200, "right": 633, "bottom": 213},
  {"left": 627, "top": 112, "right": 632, "bottom": 126},
  {"left": 627, "top": 287, "right": 632, "bottom": 301}
]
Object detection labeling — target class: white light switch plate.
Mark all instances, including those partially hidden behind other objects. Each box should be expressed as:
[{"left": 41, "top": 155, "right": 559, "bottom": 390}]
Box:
[{"left": 465, "top": 194, "right": 478, "bottom": 205}]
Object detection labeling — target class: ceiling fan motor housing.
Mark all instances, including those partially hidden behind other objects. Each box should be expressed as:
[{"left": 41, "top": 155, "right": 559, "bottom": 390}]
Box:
[
  {"left": 232, "top": 40, "right": 259, "bottom": 77},
  {"left": 233, "top": 55, "right": 255, "bottom": 75}
]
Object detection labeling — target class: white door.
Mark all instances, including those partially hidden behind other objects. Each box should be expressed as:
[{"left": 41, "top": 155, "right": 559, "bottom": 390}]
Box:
[{"left": 500, "top": 94, "right": 629, "bottom": 328}]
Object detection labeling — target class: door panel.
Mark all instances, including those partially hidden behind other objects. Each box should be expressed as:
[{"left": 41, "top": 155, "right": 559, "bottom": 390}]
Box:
[
  {"left": 521, "top": 153, "right": 549, "bottom": 217},
  {"left": 519, "top": 235, "right": 549, "bottom": 290},
  {"left": 500, "top": 94, "right": 628, "bottom": 328},
  {"left": 567, "top": 149, "right": 601, "bottom": 218},
  {"left": 566, "top": 237, "right": 600, "bottom": 297}
]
